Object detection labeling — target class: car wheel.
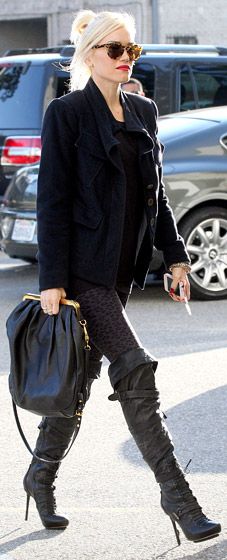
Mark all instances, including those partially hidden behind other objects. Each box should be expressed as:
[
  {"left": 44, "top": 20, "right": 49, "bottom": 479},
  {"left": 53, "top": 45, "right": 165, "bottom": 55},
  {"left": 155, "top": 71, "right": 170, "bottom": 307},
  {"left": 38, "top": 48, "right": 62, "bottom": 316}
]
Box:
[{"left": 179, "top": 206, "right": 227, "bottom": 300}]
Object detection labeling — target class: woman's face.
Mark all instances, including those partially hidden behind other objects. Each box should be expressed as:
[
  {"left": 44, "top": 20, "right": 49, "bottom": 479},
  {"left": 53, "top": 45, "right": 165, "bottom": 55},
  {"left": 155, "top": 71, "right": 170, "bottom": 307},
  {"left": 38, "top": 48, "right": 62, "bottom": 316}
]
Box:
[{"left": 89, "top": 26, "right": 135, "bottom": 86}]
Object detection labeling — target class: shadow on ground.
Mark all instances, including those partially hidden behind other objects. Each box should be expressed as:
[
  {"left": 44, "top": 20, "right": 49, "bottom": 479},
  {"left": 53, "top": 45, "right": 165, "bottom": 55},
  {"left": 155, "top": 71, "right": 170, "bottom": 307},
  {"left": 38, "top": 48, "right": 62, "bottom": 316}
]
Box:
[
  {"left": 0, "top": 528, "right": 61, "bottom": 555},
  {"left": 156, "top": 539, "right": 227, "bottom": 560}
]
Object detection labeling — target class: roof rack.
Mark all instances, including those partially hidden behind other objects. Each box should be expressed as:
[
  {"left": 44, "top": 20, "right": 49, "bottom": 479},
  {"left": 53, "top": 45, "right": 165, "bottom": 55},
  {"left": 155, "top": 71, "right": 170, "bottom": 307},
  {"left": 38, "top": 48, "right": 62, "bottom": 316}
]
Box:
[
  {"left": 142, "top": 44, "right": 227, "bottom": 55},
  {"left": 3, "top": 46, "right": 71, "bottom": 56}
]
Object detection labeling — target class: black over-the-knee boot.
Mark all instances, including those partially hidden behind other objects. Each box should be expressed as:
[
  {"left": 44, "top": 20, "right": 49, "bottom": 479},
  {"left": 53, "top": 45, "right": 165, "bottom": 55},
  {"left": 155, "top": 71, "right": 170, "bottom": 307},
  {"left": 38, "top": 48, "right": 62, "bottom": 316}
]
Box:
[
  {"left": 23, "top": 376, "right": 96, "bottom": 529},
  {"left": 108, "top": 348, "right": 221, "bottom": 546}
]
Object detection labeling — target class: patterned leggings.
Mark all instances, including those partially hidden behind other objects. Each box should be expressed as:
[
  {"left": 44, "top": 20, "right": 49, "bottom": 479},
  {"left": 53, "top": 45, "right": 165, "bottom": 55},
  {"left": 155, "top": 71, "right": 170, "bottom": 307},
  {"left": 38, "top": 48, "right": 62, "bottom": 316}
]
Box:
[{"left": 69, "top": 286, "right": 142, "bottom": 384}]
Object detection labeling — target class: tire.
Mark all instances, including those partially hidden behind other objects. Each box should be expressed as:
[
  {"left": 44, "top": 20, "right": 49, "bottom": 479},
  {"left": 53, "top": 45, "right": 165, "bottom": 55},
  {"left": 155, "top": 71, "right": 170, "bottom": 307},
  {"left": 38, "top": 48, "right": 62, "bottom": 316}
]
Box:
[{"left": 179, "top": 206, "right": 227, "bottom": 300}]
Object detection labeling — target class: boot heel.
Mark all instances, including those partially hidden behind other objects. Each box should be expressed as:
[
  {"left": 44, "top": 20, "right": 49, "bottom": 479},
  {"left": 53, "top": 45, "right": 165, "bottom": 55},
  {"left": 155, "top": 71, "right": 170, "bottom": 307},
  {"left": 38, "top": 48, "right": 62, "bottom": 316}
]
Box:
[
  {"left": 25, "top": 492, "right": 30, "bottom": 521},
  {"left": 170, "top": 517, "right": 181, "bottom": 546}
]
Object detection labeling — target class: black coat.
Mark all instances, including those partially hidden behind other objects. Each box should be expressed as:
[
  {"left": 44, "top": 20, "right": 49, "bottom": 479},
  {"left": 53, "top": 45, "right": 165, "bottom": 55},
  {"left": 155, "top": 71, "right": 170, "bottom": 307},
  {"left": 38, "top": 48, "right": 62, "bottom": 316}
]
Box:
[{"left": 37, "top": 78, "right": 189, "bottom": 291}]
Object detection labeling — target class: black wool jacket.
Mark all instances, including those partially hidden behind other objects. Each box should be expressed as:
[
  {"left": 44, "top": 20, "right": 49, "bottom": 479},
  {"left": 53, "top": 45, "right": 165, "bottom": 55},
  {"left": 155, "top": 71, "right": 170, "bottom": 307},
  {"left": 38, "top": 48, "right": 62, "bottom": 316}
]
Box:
[{"left": 37, "top": 78, "right": 189, "bottom": 292}]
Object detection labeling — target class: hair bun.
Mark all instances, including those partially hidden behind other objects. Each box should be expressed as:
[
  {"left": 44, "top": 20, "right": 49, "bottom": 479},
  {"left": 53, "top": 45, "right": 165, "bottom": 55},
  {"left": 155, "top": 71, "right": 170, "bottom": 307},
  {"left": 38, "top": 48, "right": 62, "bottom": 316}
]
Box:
[{"left": 70, "top": 10, "right": 96, "bottom": 44}]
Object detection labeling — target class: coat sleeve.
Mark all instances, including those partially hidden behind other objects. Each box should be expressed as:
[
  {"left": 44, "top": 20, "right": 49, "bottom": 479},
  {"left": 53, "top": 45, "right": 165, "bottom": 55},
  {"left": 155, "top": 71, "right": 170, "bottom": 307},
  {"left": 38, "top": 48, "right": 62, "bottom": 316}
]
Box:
[
  {"left": 151, "top": 101, "right": 190, "bottom": 268},
  {"left": 37, "top": 97, "right": 77, "bottom": 291}
]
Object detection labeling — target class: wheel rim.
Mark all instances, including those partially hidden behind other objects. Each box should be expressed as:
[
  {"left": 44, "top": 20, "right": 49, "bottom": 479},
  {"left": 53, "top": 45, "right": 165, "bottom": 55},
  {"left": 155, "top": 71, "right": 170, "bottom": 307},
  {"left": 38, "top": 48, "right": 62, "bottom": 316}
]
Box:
[{"left": 186, "top": 217, "right": 227, "bottom": 293}]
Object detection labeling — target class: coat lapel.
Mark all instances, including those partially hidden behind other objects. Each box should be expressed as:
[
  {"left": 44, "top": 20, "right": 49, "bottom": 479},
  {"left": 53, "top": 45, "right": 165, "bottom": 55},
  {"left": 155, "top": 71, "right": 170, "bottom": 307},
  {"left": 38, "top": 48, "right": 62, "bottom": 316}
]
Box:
[
  {"left": 121, "top": 92, "right": 155, "bottom": 155},
  {"left": 84, "top": 79, "right": 119, "bottom": 162},
  {"left": 83, "top": 79, "right": 154, "bottom": 168}
]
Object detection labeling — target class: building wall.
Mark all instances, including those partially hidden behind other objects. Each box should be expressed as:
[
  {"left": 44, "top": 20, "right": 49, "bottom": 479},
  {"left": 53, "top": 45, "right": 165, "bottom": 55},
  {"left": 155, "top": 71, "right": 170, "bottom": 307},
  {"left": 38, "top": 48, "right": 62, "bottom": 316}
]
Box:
[
  {"left": 0, "top": 0, "right": 151, "bottom": 49},
  {"left": 0, "top": 19, "right": 47, "bottom": 55},
  {"left": 0, "top": 0, "right": 226, "bottom": 53},
  {"left": 159, "top": 0, "right": 227, "bottom": 45}
]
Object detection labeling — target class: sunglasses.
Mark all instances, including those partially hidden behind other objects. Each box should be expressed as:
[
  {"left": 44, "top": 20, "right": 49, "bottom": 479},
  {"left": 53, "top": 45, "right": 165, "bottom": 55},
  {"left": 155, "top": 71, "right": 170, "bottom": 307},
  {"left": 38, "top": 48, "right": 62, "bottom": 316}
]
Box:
[{"left": 92, "top": 41, "right": 142, "bottom": 62}]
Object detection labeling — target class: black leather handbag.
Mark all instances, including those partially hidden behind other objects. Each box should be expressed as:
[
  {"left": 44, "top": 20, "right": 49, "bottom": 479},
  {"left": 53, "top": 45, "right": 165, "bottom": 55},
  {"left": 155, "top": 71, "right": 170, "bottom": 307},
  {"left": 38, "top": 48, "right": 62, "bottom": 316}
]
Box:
[{"left": 6, "top": 293, "right": 91, "bottom": 460}]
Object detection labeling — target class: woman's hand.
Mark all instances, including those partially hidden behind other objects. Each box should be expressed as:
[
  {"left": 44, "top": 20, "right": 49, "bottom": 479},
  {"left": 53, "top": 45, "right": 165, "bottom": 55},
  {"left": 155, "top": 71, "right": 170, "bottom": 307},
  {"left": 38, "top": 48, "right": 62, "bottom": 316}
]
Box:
[
  {"left": 41, "top": 288, "right": 66, "bottom": 315},
  {"left": 169, "top": 267, "right": 190, "bottom": 302}
]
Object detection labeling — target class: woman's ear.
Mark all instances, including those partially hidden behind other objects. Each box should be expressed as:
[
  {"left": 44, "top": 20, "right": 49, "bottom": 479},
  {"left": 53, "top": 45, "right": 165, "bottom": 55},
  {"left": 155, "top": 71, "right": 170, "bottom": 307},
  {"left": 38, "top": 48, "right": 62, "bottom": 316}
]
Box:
[{"left": 85, "top": 52, "right": 94, "bottom": 69}]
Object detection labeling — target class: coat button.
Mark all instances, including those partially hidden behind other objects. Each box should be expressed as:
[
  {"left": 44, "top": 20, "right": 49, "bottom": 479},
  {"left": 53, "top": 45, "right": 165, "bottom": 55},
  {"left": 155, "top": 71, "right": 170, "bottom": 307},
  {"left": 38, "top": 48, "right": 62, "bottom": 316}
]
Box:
[
  {"left": 150, "top": 218, "right": 155, "bottom": 226},
  {"left": 147, "top": 184, "right": 153, "bottom": 189},
  {"left": 147, "top": 198, "right": 154, "bottom": 206}
]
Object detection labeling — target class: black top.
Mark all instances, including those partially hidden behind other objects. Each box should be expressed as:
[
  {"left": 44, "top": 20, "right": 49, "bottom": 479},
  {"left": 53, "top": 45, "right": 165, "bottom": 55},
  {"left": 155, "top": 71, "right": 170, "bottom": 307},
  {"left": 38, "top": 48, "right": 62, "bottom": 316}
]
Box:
[
  {"left": 68, "top": 115, "right": 144, "bottom": 296},
  {"left": 113, "top": 119, "right": 144, "bottom": 291}
]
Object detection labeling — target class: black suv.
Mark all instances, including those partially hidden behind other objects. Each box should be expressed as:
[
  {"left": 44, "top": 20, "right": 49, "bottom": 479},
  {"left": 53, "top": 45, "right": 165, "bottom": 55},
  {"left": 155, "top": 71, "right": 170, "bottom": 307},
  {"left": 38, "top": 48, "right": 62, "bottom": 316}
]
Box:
[{"left": 1, "top": 43, "right": 227, "bottom": 198}]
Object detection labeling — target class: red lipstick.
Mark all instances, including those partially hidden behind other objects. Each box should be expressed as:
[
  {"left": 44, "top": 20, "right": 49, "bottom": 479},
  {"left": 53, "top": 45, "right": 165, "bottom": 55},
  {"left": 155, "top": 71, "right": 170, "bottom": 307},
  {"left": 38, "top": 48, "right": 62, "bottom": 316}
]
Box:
[{"left": 116, "top": 65, "right": 130, "bottom": 71}]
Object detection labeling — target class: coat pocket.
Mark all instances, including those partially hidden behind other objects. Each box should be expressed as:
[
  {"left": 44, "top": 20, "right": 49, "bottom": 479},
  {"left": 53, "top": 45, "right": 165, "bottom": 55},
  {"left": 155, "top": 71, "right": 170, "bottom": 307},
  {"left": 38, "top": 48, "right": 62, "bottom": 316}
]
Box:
[{"left": 73, "top": 202, "right": 103, "bottom": 230}]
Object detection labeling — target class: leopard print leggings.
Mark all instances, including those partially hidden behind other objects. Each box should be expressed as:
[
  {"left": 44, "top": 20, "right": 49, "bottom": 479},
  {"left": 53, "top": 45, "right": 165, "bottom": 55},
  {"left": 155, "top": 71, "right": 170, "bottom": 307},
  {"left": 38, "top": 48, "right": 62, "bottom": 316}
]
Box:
[{"left": 70, "top": 286, "right": 141, "bottom": 384}]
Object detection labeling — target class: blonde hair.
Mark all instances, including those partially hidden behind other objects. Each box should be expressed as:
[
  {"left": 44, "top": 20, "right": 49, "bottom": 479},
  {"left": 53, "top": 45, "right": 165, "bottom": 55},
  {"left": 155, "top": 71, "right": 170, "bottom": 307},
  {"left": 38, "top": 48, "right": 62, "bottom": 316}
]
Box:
[
  {"left": 69, "top": 10, "right": 136, "bottom": 91},
  {"left": 70, "top": 10, "right": 95, "bottom": 42}
]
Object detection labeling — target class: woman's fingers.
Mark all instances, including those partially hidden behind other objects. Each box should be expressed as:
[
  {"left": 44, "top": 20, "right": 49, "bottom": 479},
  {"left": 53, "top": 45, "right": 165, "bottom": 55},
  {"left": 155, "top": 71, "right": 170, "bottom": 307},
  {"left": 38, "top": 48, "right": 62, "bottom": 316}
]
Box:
[
  {"left": 169, "top": 286, "right": 181, "bottom": 302},
  {"left": 169, "top": 269, "right": 191, "bottom": 302},
  {"left": 41, "top": 288, "right": 65, "bottom": 315}
]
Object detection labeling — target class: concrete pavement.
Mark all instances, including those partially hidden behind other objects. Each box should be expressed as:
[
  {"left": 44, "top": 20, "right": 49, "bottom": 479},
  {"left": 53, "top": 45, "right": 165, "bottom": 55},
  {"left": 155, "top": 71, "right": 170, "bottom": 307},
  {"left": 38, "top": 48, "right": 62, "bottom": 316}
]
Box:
[{"left": 0, "top": 347, "right": 226, "bottom": 560}]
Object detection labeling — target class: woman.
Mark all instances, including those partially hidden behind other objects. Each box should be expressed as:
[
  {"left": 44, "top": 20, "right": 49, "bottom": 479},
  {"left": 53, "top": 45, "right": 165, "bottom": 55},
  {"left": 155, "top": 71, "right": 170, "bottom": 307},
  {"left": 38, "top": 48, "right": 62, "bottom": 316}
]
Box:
[{"left": 23, "top": 10, "right": 221, "bottom": 545}]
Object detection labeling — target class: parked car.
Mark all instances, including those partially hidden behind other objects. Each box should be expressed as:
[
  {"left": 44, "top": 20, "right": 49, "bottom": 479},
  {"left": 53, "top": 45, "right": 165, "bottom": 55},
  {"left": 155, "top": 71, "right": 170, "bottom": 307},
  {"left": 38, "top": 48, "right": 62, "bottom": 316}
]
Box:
[
  {"left": 1, "top": 43, "right": 227, "bottom": 198},
  {"left": 1, "top": 105, "right": 227, "bottom": 300}
]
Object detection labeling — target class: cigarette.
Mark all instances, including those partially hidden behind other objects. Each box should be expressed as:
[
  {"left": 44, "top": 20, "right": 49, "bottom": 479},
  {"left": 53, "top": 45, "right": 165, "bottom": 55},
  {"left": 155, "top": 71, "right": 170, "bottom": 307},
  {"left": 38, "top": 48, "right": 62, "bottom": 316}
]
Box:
[{"left": 184, "top": 296, "right": 192, "bottom": 316}]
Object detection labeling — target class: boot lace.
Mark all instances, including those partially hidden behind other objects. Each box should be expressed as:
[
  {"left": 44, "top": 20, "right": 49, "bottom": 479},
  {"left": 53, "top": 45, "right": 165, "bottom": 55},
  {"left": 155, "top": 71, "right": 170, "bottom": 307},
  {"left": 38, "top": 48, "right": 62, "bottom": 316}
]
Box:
[
  {"left": 36, "top": 483, "right": 57, "bottom": 515},
  {"left": 34, "top": 468, "right": 58, "bottom": 515},
  {"left": 175, "top": 477, "right": 206, "bottom": 522}
]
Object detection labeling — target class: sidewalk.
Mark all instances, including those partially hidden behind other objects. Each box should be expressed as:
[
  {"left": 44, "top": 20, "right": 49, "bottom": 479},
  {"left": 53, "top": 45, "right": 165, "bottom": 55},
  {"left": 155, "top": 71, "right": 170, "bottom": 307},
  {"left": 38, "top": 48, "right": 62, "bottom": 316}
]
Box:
[{"left": 0, "top": 348, "right": 226, "bottom": 560}]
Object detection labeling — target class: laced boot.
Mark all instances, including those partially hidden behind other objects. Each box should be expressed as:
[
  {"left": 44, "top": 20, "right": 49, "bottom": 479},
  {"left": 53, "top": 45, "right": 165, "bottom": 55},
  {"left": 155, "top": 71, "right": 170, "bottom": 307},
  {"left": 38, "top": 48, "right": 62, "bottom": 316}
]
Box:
[
  {"left": 23, "top": 371, "right": 97, "bottom": 529},
  {"left": 109, "top": 348, "right": 221, "bottom": 545},
  {"left": 160, "top": 473, "right": 221, "bottom": 545},
  {"left": 24, "top": 459, "right": 68, "bottom": 529},
  {"left": 23, "top": 416, "right": 78, "bottom": 529}
]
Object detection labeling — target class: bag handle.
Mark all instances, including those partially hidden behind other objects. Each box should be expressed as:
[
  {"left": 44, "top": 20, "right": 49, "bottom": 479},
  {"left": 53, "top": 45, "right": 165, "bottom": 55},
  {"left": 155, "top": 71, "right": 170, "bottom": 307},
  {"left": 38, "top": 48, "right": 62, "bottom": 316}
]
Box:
[
  {"left": 12, "top": 398, "right": 84, "bottom": 464},
  {"left": 23, "top": 293, "right": 91, "bottom": 350},
  {"left": 12, "top": 294, "right": 91, "bottom": 463}
]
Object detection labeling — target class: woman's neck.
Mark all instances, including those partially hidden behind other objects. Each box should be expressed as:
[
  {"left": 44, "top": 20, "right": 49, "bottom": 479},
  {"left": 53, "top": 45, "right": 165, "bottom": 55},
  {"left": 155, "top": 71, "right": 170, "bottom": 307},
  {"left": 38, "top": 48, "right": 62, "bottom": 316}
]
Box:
[{"left": 91, "top": 76, "right": 124, "bottom": 121}]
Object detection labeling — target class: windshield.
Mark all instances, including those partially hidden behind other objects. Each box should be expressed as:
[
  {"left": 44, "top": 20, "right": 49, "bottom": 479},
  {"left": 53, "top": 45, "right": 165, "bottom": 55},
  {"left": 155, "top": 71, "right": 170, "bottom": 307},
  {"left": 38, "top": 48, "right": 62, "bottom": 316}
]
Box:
[{"left": 0, "top": 62, "right": 44, "bottom": 128}]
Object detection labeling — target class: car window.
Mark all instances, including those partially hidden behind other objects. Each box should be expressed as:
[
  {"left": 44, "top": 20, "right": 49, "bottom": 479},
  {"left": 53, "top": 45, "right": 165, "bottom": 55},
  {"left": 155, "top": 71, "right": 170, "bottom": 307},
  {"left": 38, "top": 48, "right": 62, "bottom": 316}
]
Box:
[
  {"left": 132, "top": 59, "right": 155, "bottom": 98},
  {"left": 0, "top": 62, "right": 44, "bottom": 128},
  {"left": 56, "top": 74, "right": 70, "bottom": 98},
  {"left": 180, "top": 67, "right": 197, "bottom": 111},
  {"left": 191, "top": 64, "right": 227, "bottom": 109}
]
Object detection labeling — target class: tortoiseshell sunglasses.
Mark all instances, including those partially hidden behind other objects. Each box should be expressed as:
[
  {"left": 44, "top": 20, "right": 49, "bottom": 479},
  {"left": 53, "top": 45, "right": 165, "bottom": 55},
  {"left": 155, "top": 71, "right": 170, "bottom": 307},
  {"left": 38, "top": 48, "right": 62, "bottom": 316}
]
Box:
[{"left": 92, "top": 41, "right": 142, "bottom": 61}]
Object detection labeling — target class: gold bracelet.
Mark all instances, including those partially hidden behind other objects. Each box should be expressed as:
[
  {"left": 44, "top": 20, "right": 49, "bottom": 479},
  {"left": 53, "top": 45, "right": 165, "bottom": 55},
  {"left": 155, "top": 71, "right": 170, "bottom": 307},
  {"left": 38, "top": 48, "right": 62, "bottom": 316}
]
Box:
[{"left": 169, "top": 262, "right": 191, "bottom": 273}]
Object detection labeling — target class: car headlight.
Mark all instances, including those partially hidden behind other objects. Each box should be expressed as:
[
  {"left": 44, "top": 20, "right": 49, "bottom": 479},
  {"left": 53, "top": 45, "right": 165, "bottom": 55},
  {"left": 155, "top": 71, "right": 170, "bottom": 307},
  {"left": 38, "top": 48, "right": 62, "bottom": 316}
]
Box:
[{"left": 1, "top": 216, "right": 13, "bottom": 239}]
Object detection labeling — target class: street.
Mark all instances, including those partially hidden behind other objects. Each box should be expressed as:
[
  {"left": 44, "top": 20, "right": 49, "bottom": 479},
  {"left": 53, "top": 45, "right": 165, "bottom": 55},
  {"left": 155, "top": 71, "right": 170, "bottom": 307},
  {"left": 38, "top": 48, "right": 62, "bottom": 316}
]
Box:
[{"left": 0, "top": 252, "right": 226, "bottom": 560}]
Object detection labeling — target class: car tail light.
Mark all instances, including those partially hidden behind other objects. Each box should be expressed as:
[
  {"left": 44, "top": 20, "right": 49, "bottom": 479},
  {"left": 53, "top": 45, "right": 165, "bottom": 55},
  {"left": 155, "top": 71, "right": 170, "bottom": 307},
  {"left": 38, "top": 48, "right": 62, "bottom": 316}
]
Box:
[{"left": 1, "top": 136, "right": 41, "bottom": 166}]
